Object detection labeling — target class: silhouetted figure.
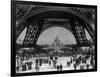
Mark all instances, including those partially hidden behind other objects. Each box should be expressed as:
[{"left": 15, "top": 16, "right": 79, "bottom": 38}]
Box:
[
  {"left": 39, "top": 59, "right": 42, "bottom": 66},
  {"left": 74, "top": 63, "right": 77, "bottom": 70},
  {"left": 67, "top": 61, "right": 70, "bottom": 66},
  {"left": 16, "top": 66, "right": 19, "bottom": 71},
  {"left": 57, "top": 65, "right": 60, "bottom": 71},
  {"left": 35, "top": 59, "right": 39, "bottom": 64},
  {"left": 55, "top": 57, "right": 58, "bottom": 60},
  {"left": 53, "top": 60, "right": 57, "bottom": 68},
  {"left": 84, "top": 60, "right": 87, "bottom": 64},
  {"left": 22, "top": 64, "right": 26, "bottom": 71},
  {"left": 70, "top": 58, "right": 73, "bottom": 63},
  {"left": 50, "top": 56, "right": 53, "bottom": 60},
  {"left": 35, "top": 63, "right": 39, "bottom": 72},
  {"left": 59, "top": 64, "right": 63, "bottom": 71},
  {"left": 90, "top": 59, "right": 94, "bottom": 67},
  {"left": 28, "top": 62, "right": 32, "bottom": 70},
  {"left": 49, "top": 60, "right": 51, "bottom": 66},
  {"left": 86, "top": 64, "right": 89, "bottom": 69}
]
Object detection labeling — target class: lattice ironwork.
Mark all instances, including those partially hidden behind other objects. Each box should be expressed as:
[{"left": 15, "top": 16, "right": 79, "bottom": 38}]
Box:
[
  {"left": 23, "top": 25, "right": 38, "bottom": 46},
  {"left": 16, "top": 5, "right": 94, "bottom": 27},
  {"left": 74, "top": 22, "right": 87, "bottom": 44},
  {"left": 16, "top": 21, "right": 28, "bottom": 40},
  {"left": 16, "top": 5, "right": 95, "bottom": 48}
]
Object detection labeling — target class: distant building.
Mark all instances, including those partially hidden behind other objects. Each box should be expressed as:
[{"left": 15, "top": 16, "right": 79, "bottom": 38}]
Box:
[{"left": 51, "top": 35, "right": 64, "bottom": 52}]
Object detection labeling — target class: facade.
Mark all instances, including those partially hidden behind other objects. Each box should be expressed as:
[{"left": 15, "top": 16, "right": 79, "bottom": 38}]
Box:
[{"left": 52, "top": 35, "right": 64, "bottom": 52}]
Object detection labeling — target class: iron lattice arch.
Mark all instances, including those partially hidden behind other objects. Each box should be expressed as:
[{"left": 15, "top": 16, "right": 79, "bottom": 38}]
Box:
[{"left": 16, "top": 4, "right": 95, "bottom": 48}]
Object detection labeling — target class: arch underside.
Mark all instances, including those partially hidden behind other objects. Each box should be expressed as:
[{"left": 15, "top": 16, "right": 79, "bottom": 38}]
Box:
[{"left": 16, "top": 7, "right": 95, "bottom": 49}]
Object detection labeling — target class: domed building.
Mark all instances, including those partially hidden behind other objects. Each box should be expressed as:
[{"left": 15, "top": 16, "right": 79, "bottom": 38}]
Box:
[{"left": 52, "top": 35, "right": 64, "bottom": 53}]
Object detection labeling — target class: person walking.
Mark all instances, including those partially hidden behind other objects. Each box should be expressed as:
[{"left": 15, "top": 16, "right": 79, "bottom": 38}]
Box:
[
  {"left": 28, "top": 62, "right": 32, "bottom": 70},
  {"left": 74, "top": 63, "right": 77, "bottom": 70},
  {"left": 59, "top": 64, "right": 63, "bottom": 71},
  {"left": 49, "top": 60, "right": 51, "bottom": 66},
  {"left": 57, "top": 65, "right": 60, "bottom": 71},
  {"left": 22, "top": 64, "right": 26, "bottom": 71},
  {"left": 35, "top": 63, "right": 39, "bottom": 72},
  {"left": 86, "top": 63, "right": 89, "bottom": 69}
]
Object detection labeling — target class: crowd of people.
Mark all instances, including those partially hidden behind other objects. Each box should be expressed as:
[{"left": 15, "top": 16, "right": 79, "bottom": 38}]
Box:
[
  {"left": 16, "top": 55, "right": 60, "bottom": 72},
  {"left": 16, "top": 54, "right": 95, "bottom": 73},
  {"left": 16, "top": 46, "right": 95, "bottom": 73},
  {"left": 66, "top": 54, "right": 95, "bottom": 70}
]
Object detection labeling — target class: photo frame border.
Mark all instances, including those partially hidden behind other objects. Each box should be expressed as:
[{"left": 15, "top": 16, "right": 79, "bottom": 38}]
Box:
[{"left": 11, "top": 0, "right": 97, "bottom": 76}]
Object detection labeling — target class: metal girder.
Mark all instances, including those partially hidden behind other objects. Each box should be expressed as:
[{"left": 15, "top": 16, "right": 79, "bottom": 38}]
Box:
[
  {"left": 16, "top": 5, "right": 94, "bottom": 27},
  {"left": 16, "top": 7, "right": 95, "bottom": 48}
]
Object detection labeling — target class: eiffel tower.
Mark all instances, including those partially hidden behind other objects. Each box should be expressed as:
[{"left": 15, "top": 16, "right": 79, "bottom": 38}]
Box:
[{"left": 16, "top": 4, "right": 95, "bottom": 50}]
